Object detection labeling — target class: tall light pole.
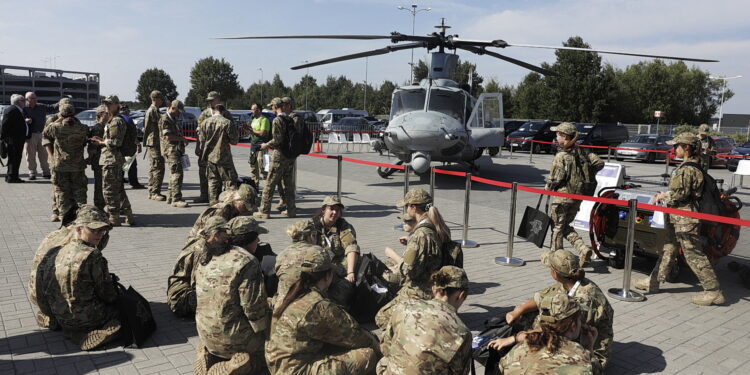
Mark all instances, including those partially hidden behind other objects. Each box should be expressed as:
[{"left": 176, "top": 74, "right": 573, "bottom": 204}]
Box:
[
  {"left": 364, "top": 57, "right": 368, "bottom": 111},
  {"left": 257, "top": 68, "right": 264, "bottom": 106},
  {"left": 397, "top": 4, "right": 431, "bottom": 83},
  {"left": 709, "top": 75, "right": 742, "bottom": 132},
  {"left": 302, "top": 61, "right": 309, "bottom": 110}
]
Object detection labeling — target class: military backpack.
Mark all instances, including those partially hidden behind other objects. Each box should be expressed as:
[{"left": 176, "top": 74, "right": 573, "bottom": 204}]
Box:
[
  {"left": 442, "top": 239, "right": 464, "bottom": 268},
  {"left": 680, "top": 162, "right": 725, "bottom": 221},
  {"left": 279, "top": 114, "right": 314, "bottom": 159},
  {"left": 119, "top": 115, "right": 138, "bottom": 157},
  {"left": 571, "top": 148, "right": 603, "bottom": 196}
]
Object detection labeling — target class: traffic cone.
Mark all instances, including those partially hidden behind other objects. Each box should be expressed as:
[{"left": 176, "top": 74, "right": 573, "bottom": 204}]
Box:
[{"left": 314, "top": 140, "right": 322, "bottom": 153}]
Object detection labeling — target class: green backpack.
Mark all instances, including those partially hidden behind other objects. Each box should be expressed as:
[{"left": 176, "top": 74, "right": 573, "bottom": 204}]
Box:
[{"left": 571, "top": 149, "right": 603, "bottom": 196}]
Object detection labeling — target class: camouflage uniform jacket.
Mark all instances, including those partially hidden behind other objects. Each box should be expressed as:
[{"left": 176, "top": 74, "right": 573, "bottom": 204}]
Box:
[
  {"left": 42, "top": 118, "right": 89, "bottom": 172},
  {"left": 45, "top": 240, "right": 118, "bottom": 332},
  {"left": 378, "top": 298, "right": 472, "bottom": 375},
  {"left": 546, "top": 146, "right": 604, "bottom": 204},
  {"left": 195, "top": 246, "right": 269, "bottom": 359},
  {"left": 187, "top": 203, "right": 241, "bottom": 241},
  {"left": 664, "top": 156, "right": 703, "bottom": 225},
  {"left": 312, "top": 217, "right": 360, "bottom": 267},
  {"left": 99, "top": 116, "right": 127, "bottom": 166},
  {"left": 143, "top": 104, "right": 161, "bottom": 149},
  {"left": 267, "top": 114, "right": 294, "bottom": 164},
  {"left": 265, "top": 287, "right": 374, "bottom": 374},
  {"left": 29, "top": 227, "right": 73, "bottom": 313},
  {"left": 87, "top": 122, "right": 105, "bottom": 166},
  {"left": 533, "top": 280, "right": 614, "bottom": 370},
  {"left": 272, "top": 241, "right": 324, "bottom": 310},
  {"left": 159, "top": 113, "right": 185, "bottom": 156},
  {"left": 167, "top": 238, "right": 209, "bottom": 315},
  {"left": 397, "top": 219, "right": 444, "bottom": 299},
  {"left": 198, "top": 114, "right": 238, "bottom": 165},
  {"left": 499, "top": 338, "right": 593, "bottom": 375},
  {"left": 197, "top": 107, "right": 233, "bottom": 127}
]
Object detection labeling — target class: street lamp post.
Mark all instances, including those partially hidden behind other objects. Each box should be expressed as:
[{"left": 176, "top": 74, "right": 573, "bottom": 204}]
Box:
[
  {"left": 397, "top": 4, "right": 431, "bottom": 83},
  {"left": 364, "top": 57, "right": 368, "bottom": 111},
  {"left": 257, "top": 68, "right": 264, "bottom": 106},
  {"left": 302, "top": 61, "right": 309, "bottom": 110},
  {"left": 709, "top": 75, "right": 742, "bottom": 132}
]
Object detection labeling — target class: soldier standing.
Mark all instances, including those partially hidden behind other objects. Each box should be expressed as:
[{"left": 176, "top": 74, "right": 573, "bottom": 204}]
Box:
[
  {"left": 87, "top": 106, "right": 108, "bottom": 210},
  {"left": 254, "top": 97, "right": 296, "bottom": 219},
  {"left": 634, "top": 133, "right": 724, "bottom": 306},
  {"left": 697, "top": 123, "right": 716, "bottom": 170},
  {"left": 144, "top": 90, "right": 166, "bottom": 201},
  {"left": 42, "top": 104, "right": 90, "bottom": 219},
  {"left": 377, "top": 266, "right": 472, "bottom": 374},
  {"left": 195, "top": 91, "right": 233, "bottom": 203},
  {"left": 45, "top": 97, "right": 72, "bottom": 222},
  {"left": 159, "top": 100, "right": 189, "bottom": 207},
  {"left": 248, "top": 103, "right": 271, "bottom": 184},
  {"left": 198, "top": 103, "right": 239, "bottom": 204},
  {"left": 546, "top": 122, "right": 603, "bottom": 268},
  {"left": 90, "top": 95, "right": 134, "bottom": 226}
]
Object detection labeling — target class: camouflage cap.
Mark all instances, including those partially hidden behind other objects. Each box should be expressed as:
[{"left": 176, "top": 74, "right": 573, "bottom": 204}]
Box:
[
  {"left": 170, "top": 100, "right": 185, "bottom": 111},
  {"left": 149, "top": 90, "right": 165, "bottom": 100},
  {"left": 299, "top": 245, "right": 332, "bottom": 273},
  {"left": 58, "top": 97, "right": 72, "bottom": 106},
  {"left": 286, "top": 219, "right": 316, "bottom": 240},
  {"left": 433, "top": 265, "right": 469, "bottom": 289},
  {"left": 397, "top": 188, "right": 433, "bottom": 207},
  {"left": 322, "top": 195, "right": 344, "bottom": 208},
  {"left": 203, "top": 217, "right": 229, "bottom": 233},
  {"left": 95, "top": 104, "right": 108, "bottom": 115},
  {"left": 698, "top": 123, "right": 711, "bottom": 135},
  {"left": 59, "top": 103, "right": 75, "bottom": 117},
  {"left": 666, "top": 132, "right": 700, "bottom": 147},
  {"left": 281, "top": 96, "right": 293, "bottom": 105},
  {"left": 550, "top": 122, "right": 577, "bottom": 136},
  {"left": 75, "top": 205, "right": 110, "bottom": 230},
  {"left": 101, "top": 95, "right": 120, "bottom": 105},
  {"left": 227, "top": 216, "right": 269, "bottom": 236},
  {"left": 267, "top": 97, "right": 282, "bottom": 108},
  {"left": 206, "top": 91, "right": 221, "bottom": 101},
  {"left": 541, "top": 249, "right": 579, "bottom": 277},
  {"left": 539, "top": 294, "right": 581, "bottom": 323}
]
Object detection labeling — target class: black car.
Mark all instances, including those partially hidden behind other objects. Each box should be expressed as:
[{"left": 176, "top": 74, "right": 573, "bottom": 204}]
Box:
[
  {"left": 575, "top": 123, "right": 629, "bottom": 153},
  {"left": 506, "top": 120, "right": 560, "bottom": 153},
  {"left": 727, "top": 141, "right": 750, "bottom": 172}
]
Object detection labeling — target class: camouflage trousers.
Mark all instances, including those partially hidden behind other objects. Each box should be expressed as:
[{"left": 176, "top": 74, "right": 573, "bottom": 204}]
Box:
[
  {"left": 650, "top": 218, "right": 719, "bottom": 291},
  {"left": 147, "top": 147, "right": 165, "bottom": 196},
  {"left": 259, "top": 154, "right": 295, "bottom": 214},
  {"left": 166, "top": 154, "right": 184, "bottom": 202},
  {"left": 51, "top": 170, "right": 88, "bottom": 219},
  {"left": 92, "top": 165, "right": 104, "bottom": 210},
  {"left": 249, "top": 149, "right": 263, "bottom": 184},
  {"left": 102, "top": 164, "right": 132, "bottom": 216},
  {"left": 50, "top": 170, "right": 59, "bottom": 215},
  {"left": 550, "top": 202, "right": 591, "bottom": 257},
  {"left": 198, "top": 159, "right": 209, "bottom": 200},
  {"left": 304, "top": 347, "right": 377, "bottom": 375},
  {"left": 206, "top": 162, "right": 238, "bottom": 203}
]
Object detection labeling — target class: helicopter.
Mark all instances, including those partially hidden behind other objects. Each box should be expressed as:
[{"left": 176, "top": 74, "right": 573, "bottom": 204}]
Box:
[{"left": 216, "top": 19, "right": 717, "bottom": 177}]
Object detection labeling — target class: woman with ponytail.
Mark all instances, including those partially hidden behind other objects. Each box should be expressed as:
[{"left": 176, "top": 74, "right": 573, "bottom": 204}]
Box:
[{"left": 265, "top": 246, "right": 378, "bottom": 375}]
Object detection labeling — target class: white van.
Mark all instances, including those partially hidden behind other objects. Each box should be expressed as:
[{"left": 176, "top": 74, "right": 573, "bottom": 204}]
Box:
[{"left": 317, "top": 108, "right": 368, "bottom": 130}]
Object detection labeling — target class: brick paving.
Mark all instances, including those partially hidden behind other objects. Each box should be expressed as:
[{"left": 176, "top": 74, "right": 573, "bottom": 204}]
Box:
[{"left": 1, "top": 144, "right": 749, "bottom": 374}]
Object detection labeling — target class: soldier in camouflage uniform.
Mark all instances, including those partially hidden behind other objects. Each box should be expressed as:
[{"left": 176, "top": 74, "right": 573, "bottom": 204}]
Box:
[
  {"left": 198, "top": 103, "right": 239, "bottom": 204},
  {"left": 272, "top": 220, "right": 321, "bottom": 308},
  {"left": 159, "top": 100, "right": 189, "bottom": 207},
  {"left": 90, "top": 95, "right": 133, "bottom": 226},
  {"left": 499, "top": 294, "right": 594, "bottom": 375},
  {"left": 186, "top": 184, "right": 256, "bottom": 245},
  {"left": 87, "top": 106, "right": 108, "bottom": 210},
  {"left": 143, "top": 90, "right": 166, "bottom": 201},
  {"left": 42, "top": 103, "right": 89, "bottom": 218},
  {"left": 697, "top": 123, "right": 717, "bottom": 170},
  {"left": 43, "top": 209, "right": 121, "bottom": 351},
  {"left": 265, "top": 246, "right": 379, "bottom": 375},
  {"left": 194, "top": 216, "right": 270, "bottom": 375},
  {"left": 503, "top": 250, "right": 613, "bottom": 374},
  {"left": 254, "top": 97, "right": 296, "bottom": 219},
  {"left": 195, "top": 91, "right": 234, "bottom": 203},
  {"left": 45, "top": 97, "right": 72, "bottom": 222},
  {"left": 634, "top": 132, "right": 724, "bottom": 306},
  {"left": 546, "top": 122, "right": 604, "bottom": 268},
  {"left": 377, "top": 266, "right": 472, "bottom": 374}
]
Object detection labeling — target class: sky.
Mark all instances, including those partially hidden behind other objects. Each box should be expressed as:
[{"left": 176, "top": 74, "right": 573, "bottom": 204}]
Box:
[{"left": 1, "top": 0, "right": 748, "bottom": 115}]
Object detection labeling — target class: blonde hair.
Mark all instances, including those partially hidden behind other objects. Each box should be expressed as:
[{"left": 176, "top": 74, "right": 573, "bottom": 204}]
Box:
[{"left": 425, "top": 205, "right": 451, "bottom": 244}]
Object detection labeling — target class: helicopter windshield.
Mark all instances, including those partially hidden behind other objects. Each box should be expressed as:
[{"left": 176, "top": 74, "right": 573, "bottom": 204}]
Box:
[
  {"left": 391, "top": 89, "right": 426, "bottom": 117},
  {"left": 428, "top": 89, "right": 465, "bottom": 122}
]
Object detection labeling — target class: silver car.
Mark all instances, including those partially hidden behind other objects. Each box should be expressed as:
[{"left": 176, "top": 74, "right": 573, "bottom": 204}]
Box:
[{"left": 614, "top": 134, "right": 673, "bottom": 163}]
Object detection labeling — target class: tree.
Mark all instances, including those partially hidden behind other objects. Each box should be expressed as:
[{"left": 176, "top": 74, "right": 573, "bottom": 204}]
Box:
[
  {"left": 135, "top": 68, "right": 178, "bottom": 106},
  {"left": 185, "top": 57, "right": 242, "bottom": 107},
  {"left": 513, "top": 73, "right": 549, "bottom": 119},
  {"left": 484, "top": 78, "right": 516, "bottom": 118}
]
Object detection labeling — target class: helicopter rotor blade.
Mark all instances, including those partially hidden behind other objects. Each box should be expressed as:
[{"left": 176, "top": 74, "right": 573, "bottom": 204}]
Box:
[
  {"left": 457, "top": 46, "right": 556, "bottom": 76},
  {"left": 507, "top": 43, "right": 719, "bottom": 63},
  {"left": 213, "top": 34, "right": 393, "bottom": 40},
  {"left": 291, "top": 42, "right": 426, "bottom": 70}
]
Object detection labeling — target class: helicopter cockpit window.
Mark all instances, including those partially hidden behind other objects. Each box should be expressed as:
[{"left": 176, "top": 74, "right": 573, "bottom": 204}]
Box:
[
  {"left": 391, "top": 89, "right": 426, "bottom": 118},
  {"left": 428, "top": 89, "right": 465, "bottom": 122}
]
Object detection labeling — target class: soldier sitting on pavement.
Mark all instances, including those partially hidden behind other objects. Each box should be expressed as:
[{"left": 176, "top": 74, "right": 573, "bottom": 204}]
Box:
[
  {"left": 497, "top": 250, "right": 613, "bottom": 374},
  {"left": 265, "top": 246, "right": 379, "bottom": 375},
  {"left": 159, "top": 99, "right": 189, "bottom": 208},
  {"left": 634, "top": 132, "right": 725, "bottom": 306},
  {"left": 185, "top": 183, "right": 256, "bottom": 244},
  {"left": 42, "top": 208, "right": 121, "bottom": 351},
  {"left": 194, "top": 216, "right": 270, "bottom": 375},
  {"left": 499, "top": 294, "right": 597, "bottom": 374},
  {"left": 377, "top": 266, "right": 472, "bottom": 374}
]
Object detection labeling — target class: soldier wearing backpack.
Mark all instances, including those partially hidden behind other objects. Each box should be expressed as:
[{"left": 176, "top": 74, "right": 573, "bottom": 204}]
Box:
[
  {"left": 634, "top": 132, "right": 724, "bottom": 306},
  {"left": 546, "top": 122, "right": 604, "bottom": 268}
]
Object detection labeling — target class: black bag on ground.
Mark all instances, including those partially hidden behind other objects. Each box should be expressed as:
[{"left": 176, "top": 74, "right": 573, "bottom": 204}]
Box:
[
  {"left": 257, "top": 244, "right": 279, "bottom": 298},
  {"left": 351, "top": 253, "right": 395, "bottom": 323},
  {"left": 517, "top": 195, "right": 551, "bottom": 248},
  {"left": 472, "top": 317, "right": 520, "bottom": 375},
  {"left": 115, "top": 281, "right": 156, "bottom": 348}
]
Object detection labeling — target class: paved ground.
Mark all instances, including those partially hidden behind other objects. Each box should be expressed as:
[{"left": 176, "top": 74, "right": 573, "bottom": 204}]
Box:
[{"left": 1, "top": 143, "right": 749, "bottom": 374}]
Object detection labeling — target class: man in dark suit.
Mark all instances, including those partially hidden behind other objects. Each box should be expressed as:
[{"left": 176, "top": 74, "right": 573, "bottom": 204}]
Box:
[{"left": 1, "top": 94, "right": 31, "bottom": 183}]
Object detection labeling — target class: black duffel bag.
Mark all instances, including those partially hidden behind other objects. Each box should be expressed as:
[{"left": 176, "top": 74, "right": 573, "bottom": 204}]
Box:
[
  {"left": 472, "top": 316, "right": 522, "bottom": 375},
  {"left": 257, "top": 243, "right": 278, "bottom": 298},
  {"left": 115, "top": 280, "right": 156, "bottom": 348},
  {"left": 350, "top": 253, "right": 395, "bottom": 323}
]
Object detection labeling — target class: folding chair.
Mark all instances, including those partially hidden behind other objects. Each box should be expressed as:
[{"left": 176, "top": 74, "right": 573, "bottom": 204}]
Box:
[
  {"left": 327, "top": 132, "right": 342, "bottom": 153},
  {"left": 360, "top": 132, "right": 372, "bottom": 152},
  {"left": 731, "top": 159, "right": 750, "bottom": 189},
  {"left": 352, "top": 133, "right": 363, "bottom": 152}
]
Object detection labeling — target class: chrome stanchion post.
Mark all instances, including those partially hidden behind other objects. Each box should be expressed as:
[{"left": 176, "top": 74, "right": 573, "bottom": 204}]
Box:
[
  {"left": 607, "top": 146, "right": 612, "bottom": 162},
  {"left": 293, "top": 160, "right": 303, "bottom": 199},
  {"left": 455, "top": 173, "right": 479, "bottom": 248},
  {"left": 509, "top": 143, "right": 514, "bottom": 159},
  {"left": 336, "top": 155, "right": 343, "bottom": 200},
  {"left": 529, "top": 143, "right": 534, "bottom": 164},
  {"left": 608, "top": 199, "right": 646, "bottom": 302},
  {"left": 496, "top": 182, "right": 525, "bottom": 266},
  {"left": 429, "top": 167, "right": 435, "bottom": 200},
  {"left": 394, "top": 164, "right": 410, "bottom": 230}
]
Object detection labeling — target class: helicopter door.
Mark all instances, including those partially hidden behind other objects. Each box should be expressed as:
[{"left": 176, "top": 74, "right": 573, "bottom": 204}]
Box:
[{"left": 466, "top": 93, "right": 504, "bottom": 148}]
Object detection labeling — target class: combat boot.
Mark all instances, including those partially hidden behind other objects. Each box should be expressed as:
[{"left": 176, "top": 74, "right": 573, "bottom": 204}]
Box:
[
  {"left": 691, "top": 290, "right": 725, "bottom": 306},
  {"left": 253, "top": 212, "right": 270, "bottom": 219},
  {"left": 194, "top": 345, "right": 220, "bottom": 375},
  {"left": 172, "top": 200, "right": 189, "bottom": 208},
  {"left": 80, "top": 319, "right": 121, "bottom": 351},
  {"left": 108, "top": 215, "right": 121, "bottom": 227},
  {"left": 579, "top": 248, "right": 593, "bottom": 268},
  {"left": 123, "top": 212, "right": 136, "bottom": 226},
  {"left": 633, "top": 276, "right": 660, "bottom": 293},
  {"left": 50, "top": 214, "right": 60, "bottom": 222},
  {"left": 150, "top": 194, "right": 166, "bottom": 201},
  {"left": 193, "top": 196, "right": 209, "bottom": 204},
  {"left": 207, "top": 352, "right": 252, "bottom": 375},
  {"left": 166, "top": 197, "right": 172, "bottom": 204},
  {"left": 275, "top": 203, "right": 287, "bottom": 212},
  {"left": 280, "top": 210, "right": 296, "bottom": 218},
  {"left": 35, "top": 312, "right": 60, "bottom": 331}
]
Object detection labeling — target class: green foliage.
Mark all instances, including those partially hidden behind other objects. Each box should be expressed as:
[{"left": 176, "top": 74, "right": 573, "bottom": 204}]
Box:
[
  {"left": 135, "top": 68, "right": 178, "bottom": 107},
  {"left": 185, "top": 57, "right": 242, "bottom": 107},
  {"left": 484, "top": 77, "right": 515, "bottom": 118},
  {"left": 672, "top": 124, "right": 696, "bottom": 135}
]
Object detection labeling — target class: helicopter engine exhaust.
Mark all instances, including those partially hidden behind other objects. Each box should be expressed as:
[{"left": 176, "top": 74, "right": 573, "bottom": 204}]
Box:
[{"left": 410, "top": 152, "right": 431, "bottom": 174}]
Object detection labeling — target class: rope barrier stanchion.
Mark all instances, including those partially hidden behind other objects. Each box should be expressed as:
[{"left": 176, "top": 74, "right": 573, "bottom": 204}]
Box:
[
  {"left": 293, "top": 160, "right": 303, "bottom": 199},
  {"left": 429, "top": 167, "right": 435, "bottom": 200},
  {"left": 336, "top": 155, "right": 343, "bottom": 201},
  {"left": 607, "top": 146, "right": 612, "bottom": 162},
  {"left": 509, "top": 142, "right": 514, "bottom": 159},
  {"left": 456, "top": 172, "right": 479, "bottom": 248},
  {"left": 394, "top": 164, "right": 411, "bottom": 231},
  {"left": 608, "top": 199, "right": 646, "bottom": 302},
  {"left": 495, "top": 182, "right": 525, "bottom": 266},
  {"left": 529, "top": 144, "right": 534, "bottom": 164}
]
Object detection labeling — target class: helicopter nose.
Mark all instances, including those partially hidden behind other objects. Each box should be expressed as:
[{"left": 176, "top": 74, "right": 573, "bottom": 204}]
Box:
[{"left": 410, "top": 152, "right": 431, "bottom": 174}]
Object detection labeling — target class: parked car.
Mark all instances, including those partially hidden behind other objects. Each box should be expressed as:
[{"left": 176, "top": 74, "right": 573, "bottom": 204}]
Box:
[
  {"left": 131, "top": 108, "right": 198, "bottom": 139},
  {"left": 668, "top": 135, "right": 734, "bottom": 168},
  {"left": 501, "top": 120, "right": 527, "bottom": 149},
  {"left": 575, "top": 123, "right": 629, "bottom": 153},
  {"left": 727, "top": 141, "right": 750, "bottom": 172},
  {"left": 75, "top": 109, "right": 97, "bottom": 127},
  {"left": 330, "top": 117, "right": 372, "bottom": 133},
  {"left": 506, "top": 120, "right": 560, "bottom": 153},
  {"left": 614, "top": 134, "right": 673, "bottom": 163}
]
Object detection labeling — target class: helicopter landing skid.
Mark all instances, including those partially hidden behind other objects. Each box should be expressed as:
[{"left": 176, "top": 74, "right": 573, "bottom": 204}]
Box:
[{"left": 377, "top": 160, "right": 404, "bottom": 179}]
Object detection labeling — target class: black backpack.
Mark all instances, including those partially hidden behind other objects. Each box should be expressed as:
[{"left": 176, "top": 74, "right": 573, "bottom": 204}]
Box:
[
  {"left": 442, "top": 240, "right": 464, "bottom": 268},
  {"left": 351, "top": 253, "right": 396, "bottom": 323},
  {"left": 472, "top": 316, "right": 521, "bottom": 375},
  {"left": 119, "top": 116, "right": 138, "bottom": 157},
  {"left": 115, "top": 280, "right": 156, "bottom": 348},
  {"left": 680, "top": 162, "right": 725, "bottom": 222},
  {"left": 279, "top": 114, "right": 313, "bottom": 159}
]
